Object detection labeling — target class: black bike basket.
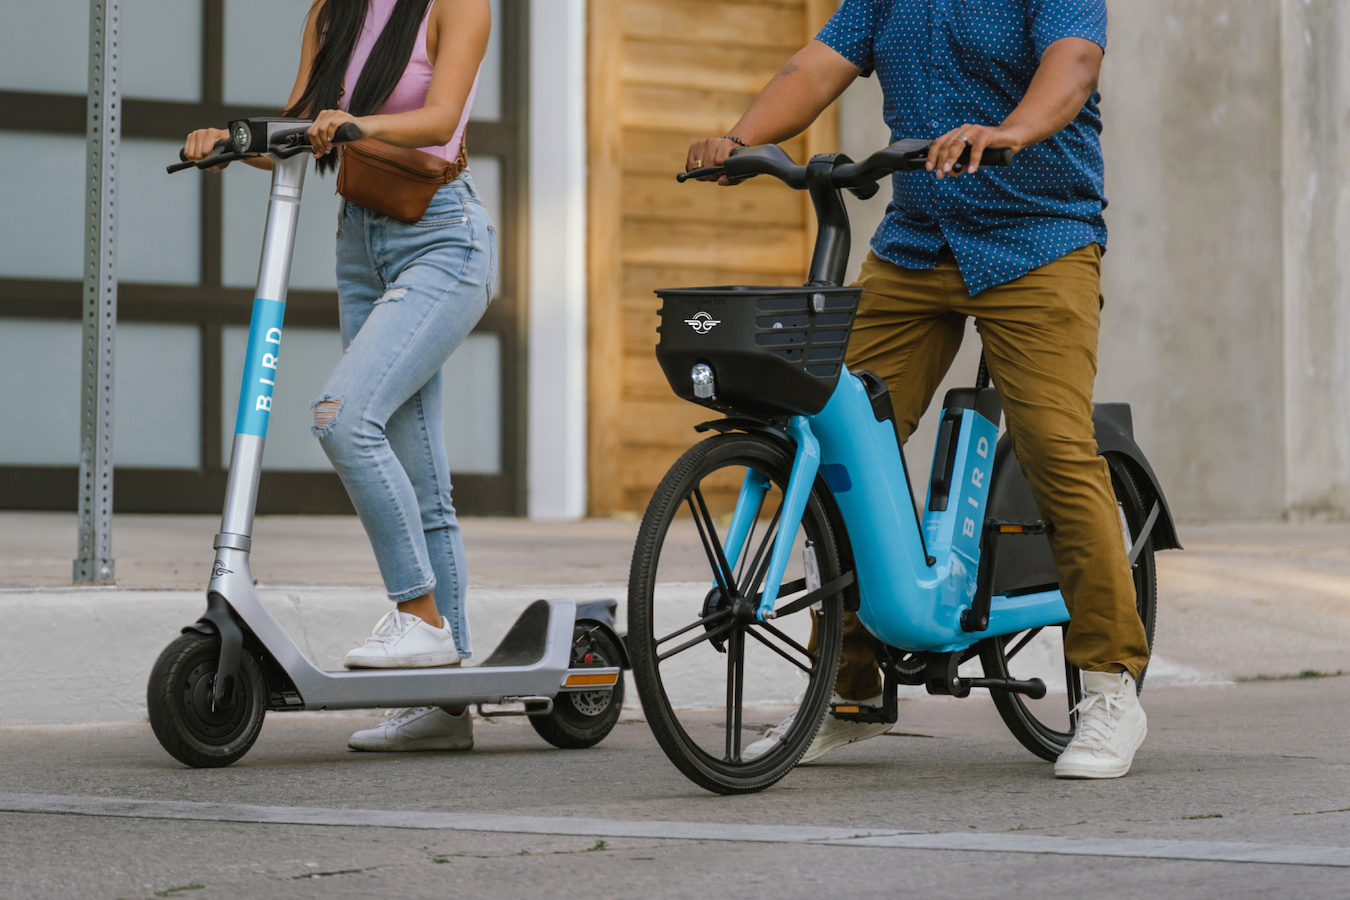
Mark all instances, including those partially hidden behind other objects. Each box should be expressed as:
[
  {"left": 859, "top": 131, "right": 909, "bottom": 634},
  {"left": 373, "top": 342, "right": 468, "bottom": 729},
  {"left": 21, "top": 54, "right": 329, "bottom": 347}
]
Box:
[{"left": 654, "top": 285, "right": 862, "bottom": 418}]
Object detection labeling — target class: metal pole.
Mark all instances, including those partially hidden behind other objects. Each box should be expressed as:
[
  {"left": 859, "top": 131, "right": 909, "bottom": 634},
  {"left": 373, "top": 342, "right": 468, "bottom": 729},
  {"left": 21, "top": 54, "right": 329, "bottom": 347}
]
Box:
[{"left": 73, "top": 0, "right": 120, "bottom": 584}]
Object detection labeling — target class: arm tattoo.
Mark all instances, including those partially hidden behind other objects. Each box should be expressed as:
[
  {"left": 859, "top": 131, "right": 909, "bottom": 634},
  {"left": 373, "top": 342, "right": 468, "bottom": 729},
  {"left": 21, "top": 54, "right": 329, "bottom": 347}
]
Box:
[{"left": 777, "top": 61, "right": 800, "bottom": 78}]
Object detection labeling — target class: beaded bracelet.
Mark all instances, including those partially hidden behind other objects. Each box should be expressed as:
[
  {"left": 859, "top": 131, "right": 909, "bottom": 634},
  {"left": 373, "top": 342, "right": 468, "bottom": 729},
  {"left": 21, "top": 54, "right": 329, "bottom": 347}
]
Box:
[{"left": 721, "top": 135, "right": 747, "bottom": 147}]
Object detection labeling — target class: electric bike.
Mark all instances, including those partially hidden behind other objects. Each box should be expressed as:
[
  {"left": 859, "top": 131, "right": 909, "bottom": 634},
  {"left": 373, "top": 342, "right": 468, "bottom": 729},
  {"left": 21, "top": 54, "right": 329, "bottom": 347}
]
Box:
[
  {"left": 628, "top": 140, "right": 1179, "bottom": 794},
  {"left": 147, "top": 119, "right": 627, "bottom": 768}
]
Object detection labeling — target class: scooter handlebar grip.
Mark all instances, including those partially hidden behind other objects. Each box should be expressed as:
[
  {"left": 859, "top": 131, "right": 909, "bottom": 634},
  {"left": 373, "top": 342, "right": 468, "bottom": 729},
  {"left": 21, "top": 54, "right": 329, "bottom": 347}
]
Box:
[{"left": 333, "top": 123, "right": 364, "bottom": 144}]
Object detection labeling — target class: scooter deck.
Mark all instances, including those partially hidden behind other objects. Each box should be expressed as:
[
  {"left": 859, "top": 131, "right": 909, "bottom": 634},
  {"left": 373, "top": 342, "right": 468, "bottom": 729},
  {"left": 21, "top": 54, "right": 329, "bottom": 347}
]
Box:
[{"left": 207, "top": 547, "right": 617, "bottom": 710}]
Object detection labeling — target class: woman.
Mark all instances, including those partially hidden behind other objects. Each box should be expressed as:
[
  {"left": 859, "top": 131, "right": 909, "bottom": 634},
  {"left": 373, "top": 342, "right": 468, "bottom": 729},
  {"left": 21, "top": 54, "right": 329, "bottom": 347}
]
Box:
[{"left": 184, "top": 0, "right": 493, "bottom": 753}]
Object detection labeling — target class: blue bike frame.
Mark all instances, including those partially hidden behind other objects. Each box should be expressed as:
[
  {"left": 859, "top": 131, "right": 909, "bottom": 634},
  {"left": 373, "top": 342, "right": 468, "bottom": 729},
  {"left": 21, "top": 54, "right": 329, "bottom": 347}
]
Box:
[{"left": 722, "top": 365, "right": 1069, "bottom": 653}]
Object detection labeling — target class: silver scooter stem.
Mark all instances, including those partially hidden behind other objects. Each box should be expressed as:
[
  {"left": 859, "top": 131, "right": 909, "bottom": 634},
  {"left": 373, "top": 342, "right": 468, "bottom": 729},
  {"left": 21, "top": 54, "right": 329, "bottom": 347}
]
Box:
[{"left": 218, "top": 153, "right": 307, "bottom": 541}]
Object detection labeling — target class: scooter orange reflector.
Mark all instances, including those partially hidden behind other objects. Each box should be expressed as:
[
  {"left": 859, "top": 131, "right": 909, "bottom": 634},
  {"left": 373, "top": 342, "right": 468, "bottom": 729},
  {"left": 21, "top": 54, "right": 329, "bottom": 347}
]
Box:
[{"left": 565, "top": 672, "right": 619, "bottom": 687}]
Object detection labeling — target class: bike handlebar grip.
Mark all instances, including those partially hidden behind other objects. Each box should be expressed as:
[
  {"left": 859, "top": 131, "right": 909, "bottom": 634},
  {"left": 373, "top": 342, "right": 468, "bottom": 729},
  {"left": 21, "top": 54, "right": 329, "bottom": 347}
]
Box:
[
  {"left": 166, "top": 159, "right": 197, "bottom": 174},
  {"left": 980, "top": 147, "right": 1014, "bottom": 167},
  {"left": 333, "top": 123, "right": 364, "bottom": 144}
]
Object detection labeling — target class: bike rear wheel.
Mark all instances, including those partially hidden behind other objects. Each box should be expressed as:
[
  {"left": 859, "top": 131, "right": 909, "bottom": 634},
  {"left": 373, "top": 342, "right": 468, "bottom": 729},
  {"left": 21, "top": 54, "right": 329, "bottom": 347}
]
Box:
[
  {"left": 980, "top": 456, "right": 1158, "bottom": 762},
  {"left": 628, "top": 432, "right": 845, "bottom": 794}
]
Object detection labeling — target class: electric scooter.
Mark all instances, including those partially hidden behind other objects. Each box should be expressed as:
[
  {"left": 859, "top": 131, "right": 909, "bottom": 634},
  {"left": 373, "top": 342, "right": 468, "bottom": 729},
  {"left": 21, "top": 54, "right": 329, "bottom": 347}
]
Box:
[
  {"left": 148, "top": 118, "right": 627, "bottom": 768},
  {"left": 628, "top": 140, "right": 1179, "bottom": 794}
]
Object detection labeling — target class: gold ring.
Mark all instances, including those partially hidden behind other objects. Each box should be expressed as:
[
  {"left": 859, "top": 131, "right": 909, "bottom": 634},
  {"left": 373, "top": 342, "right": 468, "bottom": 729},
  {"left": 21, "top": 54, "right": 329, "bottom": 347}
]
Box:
[{"left": 692, "top": 159, "right": 704, "bottom": 169}]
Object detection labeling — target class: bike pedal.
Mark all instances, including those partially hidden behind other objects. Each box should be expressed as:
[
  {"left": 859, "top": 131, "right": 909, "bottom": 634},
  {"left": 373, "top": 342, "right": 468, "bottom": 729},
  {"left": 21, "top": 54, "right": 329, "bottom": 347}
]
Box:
[{"left": 830, "top": 703, "right": 897, "bottom": 725}]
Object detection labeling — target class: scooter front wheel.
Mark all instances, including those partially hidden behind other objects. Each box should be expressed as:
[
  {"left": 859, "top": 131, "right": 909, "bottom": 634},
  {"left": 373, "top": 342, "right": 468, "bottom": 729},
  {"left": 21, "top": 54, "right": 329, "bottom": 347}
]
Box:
[
  {"left": 628, "top": 432, "right": 845, "bottom": 795},
  {"left": 147, "top": 631, "right": 266, "bottom": 768}
]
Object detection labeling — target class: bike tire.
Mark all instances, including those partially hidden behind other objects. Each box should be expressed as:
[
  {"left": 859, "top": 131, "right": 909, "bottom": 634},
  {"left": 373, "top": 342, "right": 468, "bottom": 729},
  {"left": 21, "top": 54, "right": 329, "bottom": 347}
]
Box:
[
  {"left": 980, "top": 456, "right": 1157, "bottom": 762},
  {"left": 628, "top": 432, "right": 845, "bottom": 795}
]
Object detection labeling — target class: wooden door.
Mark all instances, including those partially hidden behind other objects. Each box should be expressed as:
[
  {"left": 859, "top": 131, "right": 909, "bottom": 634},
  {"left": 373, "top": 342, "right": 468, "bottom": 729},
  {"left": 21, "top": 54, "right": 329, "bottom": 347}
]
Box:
[{"left": 587, "top": 0, "right": 839, "bottom": 516}]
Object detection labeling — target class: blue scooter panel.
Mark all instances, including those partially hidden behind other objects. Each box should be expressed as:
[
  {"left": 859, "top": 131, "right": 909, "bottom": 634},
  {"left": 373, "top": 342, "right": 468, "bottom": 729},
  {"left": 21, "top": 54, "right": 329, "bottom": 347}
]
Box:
[{"left": 234, "top": 297, "right": 286, "bottom": 438}]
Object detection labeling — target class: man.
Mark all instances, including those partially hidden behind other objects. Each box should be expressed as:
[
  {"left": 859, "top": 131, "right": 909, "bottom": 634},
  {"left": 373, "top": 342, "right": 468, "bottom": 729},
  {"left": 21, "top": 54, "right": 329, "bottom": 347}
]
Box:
[{"left": 688, "top": 0, "right": 1149, "bottom": 779}]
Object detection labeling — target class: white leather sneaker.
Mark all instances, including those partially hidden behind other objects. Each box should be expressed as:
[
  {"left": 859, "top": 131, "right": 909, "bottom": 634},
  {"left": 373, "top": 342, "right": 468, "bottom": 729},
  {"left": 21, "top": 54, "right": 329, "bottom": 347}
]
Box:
[
  {"left": 1055, "top": 671, "right": 1148, "bottom": 779},
  {"left": 343, "top": 610, "right": 460, "bottom": 669},
  {"left": 348, "top": 706, "right": 473, "bottom": 752},
  {"left": 743, "top": 692, "right": 891, "bottom": 764}
]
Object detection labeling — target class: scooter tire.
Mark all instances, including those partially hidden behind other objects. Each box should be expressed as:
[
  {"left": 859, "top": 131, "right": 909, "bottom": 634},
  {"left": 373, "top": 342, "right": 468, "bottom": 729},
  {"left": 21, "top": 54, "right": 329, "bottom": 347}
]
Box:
[
  {"left": 148, "top": 631, "right": 267, "bottom": 768},
  {"left": 530, "top": 627, "right": 626, "bottom": 749}
]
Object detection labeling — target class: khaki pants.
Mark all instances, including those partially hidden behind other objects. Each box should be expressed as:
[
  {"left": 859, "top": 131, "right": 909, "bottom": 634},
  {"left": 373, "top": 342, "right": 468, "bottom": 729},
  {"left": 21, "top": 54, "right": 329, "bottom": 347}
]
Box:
[{"left": 830, "top": 245, "right": 1150, "bottom": 700}]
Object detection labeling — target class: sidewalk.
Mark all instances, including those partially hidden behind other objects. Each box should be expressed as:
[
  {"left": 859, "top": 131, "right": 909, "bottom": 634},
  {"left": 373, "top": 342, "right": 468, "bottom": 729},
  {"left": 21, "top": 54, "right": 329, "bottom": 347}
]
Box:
[{"left": 2, "top": 512, "right": 1348, "bottom": 724}]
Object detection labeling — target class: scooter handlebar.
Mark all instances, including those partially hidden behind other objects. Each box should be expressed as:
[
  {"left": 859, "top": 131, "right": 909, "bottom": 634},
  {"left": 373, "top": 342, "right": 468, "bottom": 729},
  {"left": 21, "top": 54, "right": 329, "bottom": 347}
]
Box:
[{"left": 167, "top": 121, "right": 365, "bottom": 173}]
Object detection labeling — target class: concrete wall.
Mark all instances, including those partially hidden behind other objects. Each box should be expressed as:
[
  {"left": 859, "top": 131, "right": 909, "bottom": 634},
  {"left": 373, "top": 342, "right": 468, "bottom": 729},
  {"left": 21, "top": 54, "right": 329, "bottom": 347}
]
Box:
[{"left": 835, "top": 2, "right": 1350, "bottom": 521}]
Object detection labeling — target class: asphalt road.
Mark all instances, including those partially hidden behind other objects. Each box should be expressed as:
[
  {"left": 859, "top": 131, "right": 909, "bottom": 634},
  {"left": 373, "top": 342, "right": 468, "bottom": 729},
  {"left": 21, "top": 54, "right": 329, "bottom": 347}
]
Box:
[{"left": 3, "top": 677, "right": 1349, "bottom": 899}]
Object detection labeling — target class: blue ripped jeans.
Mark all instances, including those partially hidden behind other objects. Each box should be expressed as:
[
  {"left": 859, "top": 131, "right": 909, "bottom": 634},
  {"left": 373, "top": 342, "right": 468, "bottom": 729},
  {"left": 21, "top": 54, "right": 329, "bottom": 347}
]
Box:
[{"left": 314, "top": 174, "right": 495, "bottom": 657}]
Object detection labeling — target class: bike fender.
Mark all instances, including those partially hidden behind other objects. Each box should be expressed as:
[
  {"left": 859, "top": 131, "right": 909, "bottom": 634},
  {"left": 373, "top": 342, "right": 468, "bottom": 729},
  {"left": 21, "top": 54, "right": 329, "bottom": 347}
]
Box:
[
  {"left": 1091, "top": 403, "right": 1182, "bottom": 551},
  {"left": 987, "top": 403, "right": 1180, "bottom": 595}
]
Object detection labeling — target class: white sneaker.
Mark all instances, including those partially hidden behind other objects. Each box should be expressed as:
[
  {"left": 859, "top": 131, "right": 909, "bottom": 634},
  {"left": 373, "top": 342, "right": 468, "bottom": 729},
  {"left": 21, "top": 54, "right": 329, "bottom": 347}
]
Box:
[
  {"left": 1055, "top": 671, "right": 1148, "bottom": 779},
  {"left": 343, "top": 610, "right": 460, "bottom": 669},
  {"left": 743, "top": 692, "right": 891, "bottom": 764},
  {"left": 348, "top": 706, "right": 473, "bottom": 752}
]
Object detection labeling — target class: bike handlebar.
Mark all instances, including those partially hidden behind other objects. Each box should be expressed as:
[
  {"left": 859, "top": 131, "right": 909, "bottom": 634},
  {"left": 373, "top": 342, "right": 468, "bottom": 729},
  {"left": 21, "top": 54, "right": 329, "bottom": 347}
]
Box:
[
  {"left": 167, "top": 119, "right": 365, "bottom": 174},
  {"left": 676, "top": 138, "right": 1013, "bottom": 193}
]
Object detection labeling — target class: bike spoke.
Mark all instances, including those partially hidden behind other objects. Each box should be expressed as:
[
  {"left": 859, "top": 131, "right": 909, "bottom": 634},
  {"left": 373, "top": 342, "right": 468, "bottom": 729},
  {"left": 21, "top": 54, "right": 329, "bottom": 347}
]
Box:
[
  {"left": 725, "top": 628, "right": 745, "bottom": 762},
  {"left": 745, "top": 625, "right": 813, "bottom": 674},
  {"left": 657, "top": 619, "right": 736, "bottom": 662},
  {"left": 688, "top": 489, "right": 735, "bottom": 593},
  {"left": 655, "top": 607, "right": 732, "bottom": 647},
  {"left": 1004, "top": 627, "right": 1043, "bottom": 663},
  {"left": 755, "top": 620, "right": 818, "bottom": 662}
]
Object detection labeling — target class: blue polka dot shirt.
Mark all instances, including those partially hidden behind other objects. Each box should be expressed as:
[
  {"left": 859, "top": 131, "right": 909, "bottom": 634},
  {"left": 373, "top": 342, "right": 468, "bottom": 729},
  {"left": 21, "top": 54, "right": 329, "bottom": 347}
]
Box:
[{"left": 817, "top": 0, "right": 1109, "bottom": 295}]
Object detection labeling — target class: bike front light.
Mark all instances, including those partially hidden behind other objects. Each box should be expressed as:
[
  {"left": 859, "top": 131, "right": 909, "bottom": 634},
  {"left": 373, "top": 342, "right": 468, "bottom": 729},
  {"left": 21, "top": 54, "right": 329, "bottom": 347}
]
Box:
[{"left": 691, "top": 363, "right": 716, "bottom": 400}]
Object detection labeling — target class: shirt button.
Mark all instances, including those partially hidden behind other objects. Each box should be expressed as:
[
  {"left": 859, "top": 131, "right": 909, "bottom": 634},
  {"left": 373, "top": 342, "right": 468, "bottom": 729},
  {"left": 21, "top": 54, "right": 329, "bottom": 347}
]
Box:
[{"left": 929, "top": 120, "right": 940, "bottom": 128}]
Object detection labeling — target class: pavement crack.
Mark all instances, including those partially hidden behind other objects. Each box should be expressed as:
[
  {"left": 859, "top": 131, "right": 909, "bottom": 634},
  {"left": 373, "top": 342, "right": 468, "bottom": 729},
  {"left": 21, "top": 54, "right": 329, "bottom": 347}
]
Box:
[
  {"left": 291, "top": 866, "right": 376, "bottom": 880},
  {"left": 1294, "top": 807, "right": 1350, "bottom": 816}
]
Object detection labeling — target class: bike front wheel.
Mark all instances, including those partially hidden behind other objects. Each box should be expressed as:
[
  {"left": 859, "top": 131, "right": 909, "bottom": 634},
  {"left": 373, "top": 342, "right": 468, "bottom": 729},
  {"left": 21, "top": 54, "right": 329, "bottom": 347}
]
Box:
[{"left": 628, "top": 432, "right": 846, "bottom": 794}]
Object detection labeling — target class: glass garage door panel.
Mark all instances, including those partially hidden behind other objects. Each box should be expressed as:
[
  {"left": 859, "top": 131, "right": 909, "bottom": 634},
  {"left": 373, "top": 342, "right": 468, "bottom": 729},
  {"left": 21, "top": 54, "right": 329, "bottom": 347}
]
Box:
[
  {"left": 0, "top": 319, "right": 82, "bottom": 465},
  {"left": 222, "top": 327, "right": 500, "bottom": 475},
  {"left": 222, "top": 0, "right": 310, "bottom": 107},
  {"left": 0, "top": 133, "right": 85, "bottom": 280},
  {"left": 0, "top": 0, "right": 203, "bottom": 101},
  {"left": 0, "top": 320, "right": 201, "bottom": 468},
  {"left": 470, "top": 0, "right": 504, "bottom": 122},
  {"left": 115, "top": 323, "right": 202, "bottom": 467},
  {"left": 0, "top": 134, "right": 200, "bottom": 284}
]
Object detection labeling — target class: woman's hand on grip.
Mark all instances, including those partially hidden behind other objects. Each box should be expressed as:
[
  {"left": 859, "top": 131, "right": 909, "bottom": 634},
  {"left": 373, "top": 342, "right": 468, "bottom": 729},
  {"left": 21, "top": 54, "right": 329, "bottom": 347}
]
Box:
[{"left": 183, "top": 127, "right": 231, "bottom": 171}]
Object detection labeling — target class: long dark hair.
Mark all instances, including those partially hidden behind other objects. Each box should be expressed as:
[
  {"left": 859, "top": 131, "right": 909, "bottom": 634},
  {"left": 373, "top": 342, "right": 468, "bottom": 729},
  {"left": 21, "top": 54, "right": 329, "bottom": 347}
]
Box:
[{"left": 285, "top": 0, "right": 433, "bottom": 172}]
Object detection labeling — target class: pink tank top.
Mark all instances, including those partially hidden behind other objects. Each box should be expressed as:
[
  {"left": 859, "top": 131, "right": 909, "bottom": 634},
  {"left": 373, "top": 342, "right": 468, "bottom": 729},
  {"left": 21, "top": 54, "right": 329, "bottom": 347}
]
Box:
[{"left": 339, "top": 0, "right": 477, "bottom": 162}]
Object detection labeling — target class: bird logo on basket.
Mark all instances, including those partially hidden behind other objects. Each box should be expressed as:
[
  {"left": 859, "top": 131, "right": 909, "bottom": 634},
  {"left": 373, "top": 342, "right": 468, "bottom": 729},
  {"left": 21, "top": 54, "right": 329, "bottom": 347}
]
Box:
[{"left": 685, "top": 311, "right": 721, "bottom": 333}]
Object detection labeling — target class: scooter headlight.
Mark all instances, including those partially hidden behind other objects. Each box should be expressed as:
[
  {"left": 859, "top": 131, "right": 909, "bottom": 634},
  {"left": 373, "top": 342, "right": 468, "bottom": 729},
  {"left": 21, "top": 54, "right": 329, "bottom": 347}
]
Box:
[{"left": 230, "top": 121, "right": 252, "bottom": 153}]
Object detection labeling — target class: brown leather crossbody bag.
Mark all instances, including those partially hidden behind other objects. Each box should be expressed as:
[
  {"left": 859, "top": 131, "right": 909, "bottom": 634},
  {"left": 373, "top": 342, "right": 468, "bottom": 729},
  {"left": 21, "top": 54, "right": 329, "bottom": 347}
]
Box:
[{"left": 336, "top": 138, "right": 469, "bottom": 224}]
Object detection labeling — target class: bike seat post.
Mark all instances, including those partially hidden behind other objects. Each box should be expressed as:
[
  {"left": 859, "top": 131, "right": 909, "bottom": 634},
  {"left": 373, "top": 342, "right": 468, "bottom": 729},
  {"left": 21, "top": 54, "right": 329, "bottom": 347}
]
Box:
[{"left": 804, "top": 155, "right": 851, "bottom": 287}]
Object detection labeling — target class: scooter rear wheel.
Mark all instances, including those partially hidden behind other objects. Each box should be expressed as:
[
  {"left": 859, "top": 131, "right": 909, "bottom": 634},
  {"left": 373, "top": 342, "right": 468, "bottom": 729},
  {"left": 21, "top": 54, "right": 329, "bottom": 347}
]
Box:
[
  {"left": 628, "top": 432, "right": 846, "bottom": 795},
  {"left": 980, "top": 456, "right": 1158, "bottom": 762},
  {"left": 147, "top": 631, "right": 266, "bottom": 768},
  {"left": 530, "top": 625, "right": 626, "bottom": 749}
]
